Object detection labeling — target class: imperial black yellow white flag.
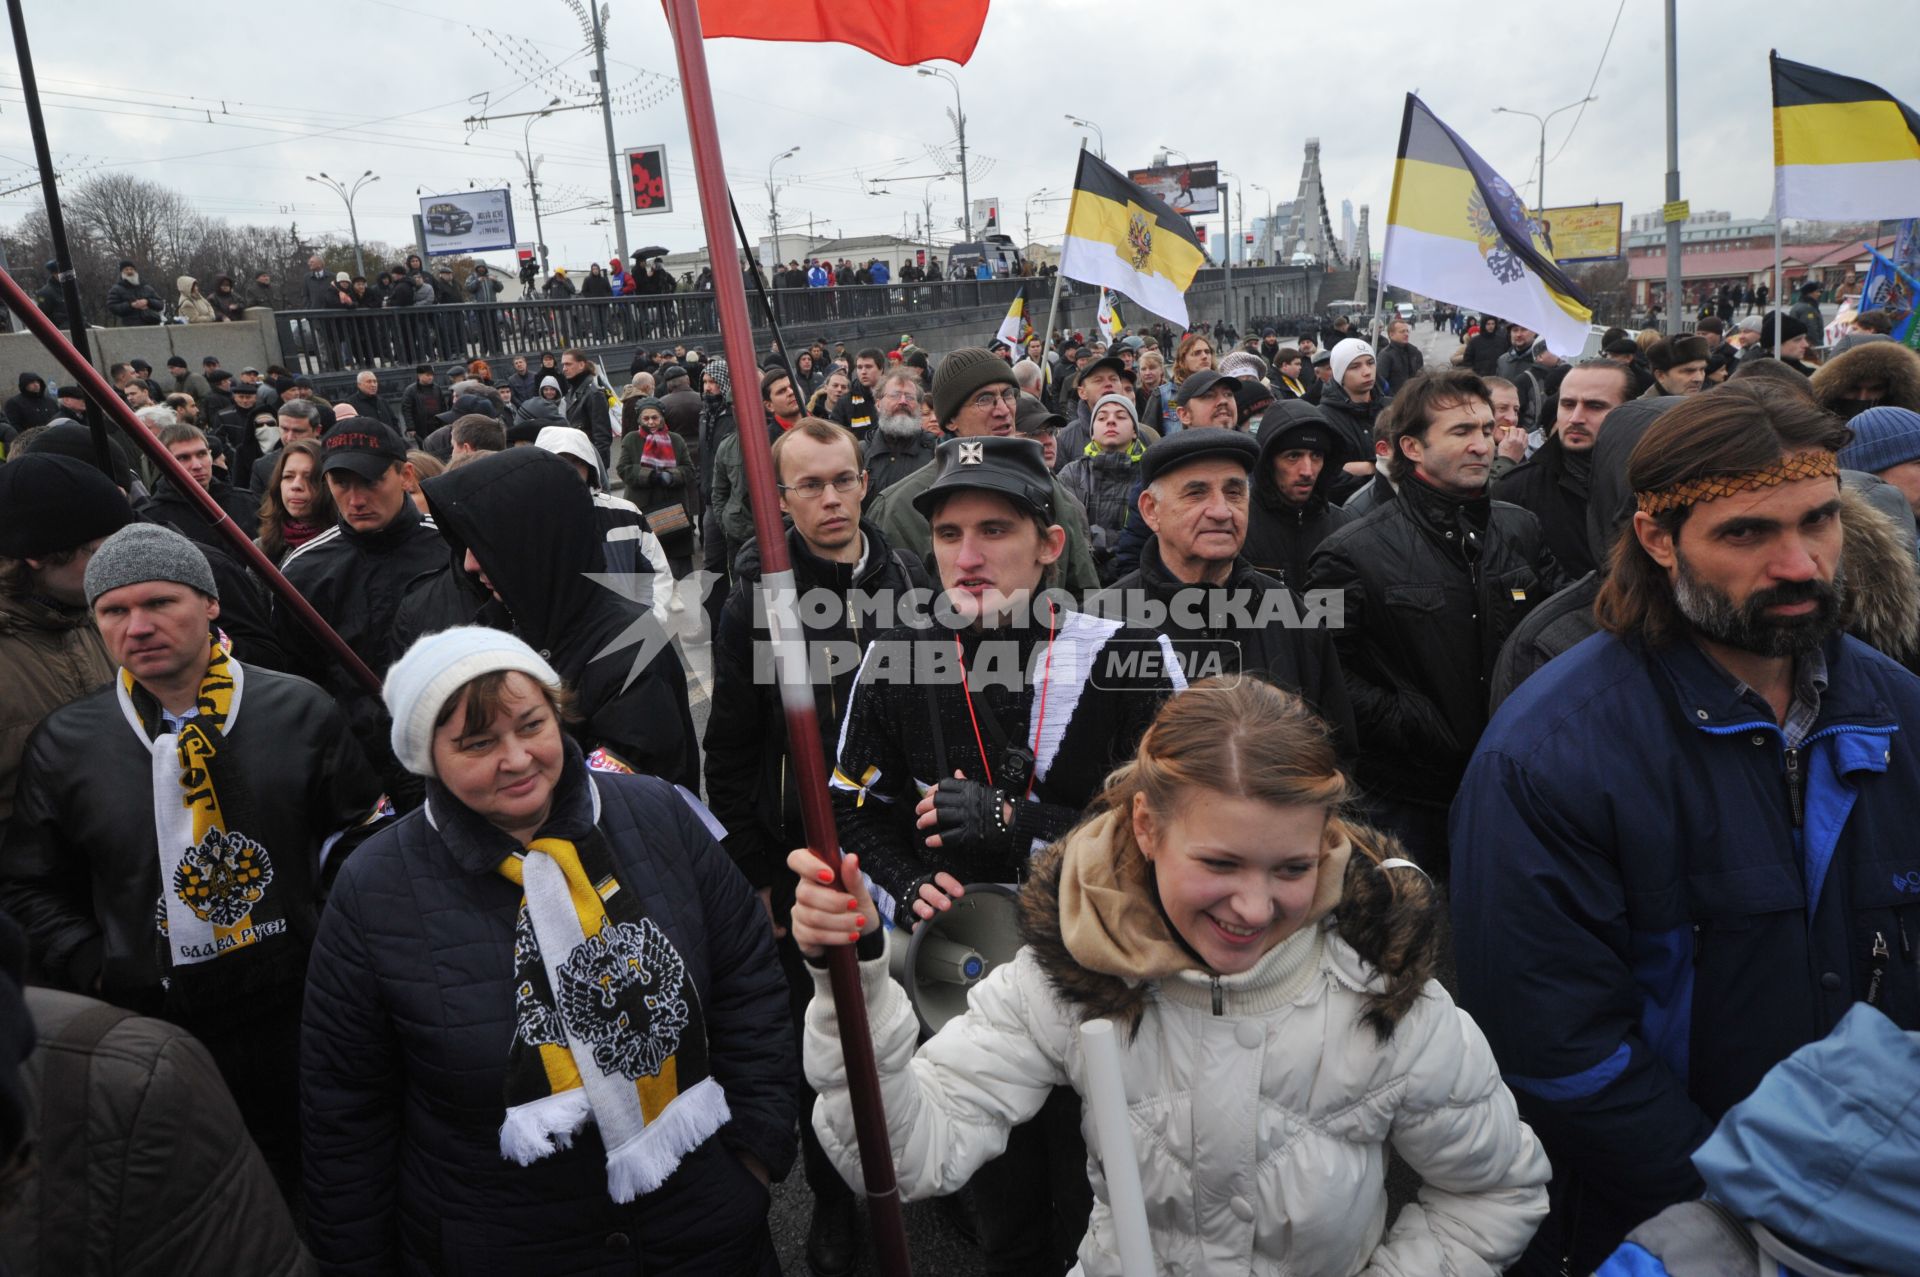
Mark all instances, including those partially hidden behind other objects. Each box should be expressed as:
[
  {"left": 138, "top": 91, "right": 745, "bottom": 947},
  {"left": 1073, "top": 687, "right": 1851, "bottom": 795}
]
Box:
[
  {"left": 1382, "top": 94, "right": 1592, "bottom": 356},
  {"left": 1060, "top": 150, "right": 1206, "bottom": 328},
  {"left": 995, "top": 279, "right": 1033, "bottom": 348},
  {"left": 1096, "top": 288, "right": 1124, "bottom": 340},
  {"left": 1772, "top": 52, "right": 1920, "bottom": 221}
]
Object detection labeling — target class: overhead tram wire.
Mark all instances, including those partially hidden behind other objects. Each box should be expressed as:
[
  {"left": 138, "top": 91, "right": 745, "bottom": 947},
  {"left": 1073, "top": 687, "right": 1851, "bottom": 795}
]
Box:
[{"left": 1545, "top": 0, "right": 1627, "bottom": 165}]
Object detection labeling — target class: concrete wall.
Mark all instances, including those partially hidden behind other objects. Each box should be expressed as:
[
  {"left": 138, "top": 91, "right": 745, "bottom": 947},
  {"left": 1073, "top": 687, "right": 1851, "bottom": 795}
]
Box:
[{"left": 0, "top": 308, "right": 284, "bottom": 392}]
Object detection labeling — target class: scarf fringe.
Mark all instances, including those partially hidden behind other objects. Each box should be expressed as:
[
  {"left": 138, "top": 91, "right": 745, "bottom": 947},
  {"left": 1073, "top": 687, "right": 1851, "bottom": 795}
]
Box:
[
  {"left": 499, "top": 1088, "right": 592, "bottom": 1165},
  {"left": 603, "top": 1076, "right": 731, "bottom": 1203}
]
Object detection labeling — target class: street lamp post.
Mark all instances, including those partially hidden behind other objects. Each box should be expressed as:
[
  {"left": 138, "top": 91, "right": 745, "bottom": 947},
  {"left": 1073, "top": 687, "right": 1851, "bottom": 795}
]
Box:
[
  {"left": 766, "top": 145, "right": 800, "bottom": 267},
  {"left": 306, "top": 170, "right": 380, "bottom": 278},
  {"left": 918, "top": 66, "right": 971, "bottom": 242},
  {"left": 518, "top": 99, "right": 564, "bottom": 276},
  {"left": 1064, "top": 114, "right": 1105, "bottom": 159},
  {"left": 1251, "top": 182, "right": 1272, "bottom": 265},
  {"left": 1492, "top": 94, "right": 1596, "bottom": 216}
]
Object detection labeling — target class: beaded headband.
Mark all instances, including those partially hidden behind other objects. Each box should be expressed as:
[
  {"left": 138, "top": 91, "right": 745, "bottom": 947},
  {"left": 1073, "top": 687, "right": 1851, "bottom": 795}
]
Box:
[{"left": 1635, "top": 449, "right": 1839, "bottom": 516}]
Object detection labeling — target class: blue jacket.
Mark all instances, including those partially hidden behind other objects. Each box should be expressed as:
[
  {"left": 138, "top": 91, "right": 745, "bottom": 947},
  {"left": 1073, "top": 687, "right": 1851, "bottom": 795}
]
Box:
[
  {"left": 1451, "top": 629, "right": 1920, "bottom": 1263},
  {"left": 1597, "top": 1003, "right": 1920, "bottom": 1276}
]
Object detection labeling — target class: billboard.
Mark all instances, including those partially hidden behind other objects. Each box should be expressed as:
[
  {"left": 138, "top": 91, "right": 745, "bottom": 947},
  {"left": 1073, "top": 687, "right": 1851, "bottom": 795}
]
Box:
[
  {"left": 970, "top": 197, "right": 1001, "bottom": 234},
  {"left": 1126, "top": 161, "right": 1219, "bottom": 216},
  {"left": 1539, "top": 203, "right": 1624, "bottom": 264},
  {"left": 626, "top": 145, "right": 672, "bottom": 215},
  {"left": 418, "top": 189, "right": 516, "bottom": 256}
]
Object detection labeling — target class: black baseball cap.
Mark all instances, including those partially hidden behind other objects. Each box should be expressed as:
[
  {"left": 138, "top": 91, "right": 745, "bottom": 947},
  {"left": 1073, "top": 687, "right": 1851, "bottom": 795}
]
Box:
[
  {"left": 1078, "top": 353, "right": 1136, "bottom": 384},
  {"left": 319, "top": 421, "right": 410, "bottom": 481},
  {"left": 1172, "top": 370, "right": 1240, "bottom": 406},
  {"left": 1140, "top": 427, "right": 1260, "bottom": 486},
  {"left": 1014, "top": 396, "right": 1066, "bottom": 436},
  {"left": 913, "top": 435, "right": 1054, "bottom": 520}
]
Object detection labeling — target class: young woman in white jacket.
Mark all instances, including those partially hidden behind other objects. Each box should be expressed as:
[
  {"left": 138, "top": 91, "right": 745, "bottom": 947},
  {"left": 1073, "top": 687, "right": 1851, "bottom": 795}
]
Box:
[{"left": 788, "top": 677, "right": 1550, "bottom": 1276}]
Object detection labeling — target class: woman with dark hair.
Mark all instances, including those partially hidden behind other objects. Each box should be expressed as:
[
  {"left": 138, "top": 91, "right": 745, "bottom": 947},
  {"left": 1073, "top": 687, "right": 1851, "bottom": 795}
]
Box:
[
  {"left": 302, "top": 627, "right": 795, "bottom": 1275},
  {"left": 254, "top": 438, "right": 333, "bottom": 564},
  {"left": 613, "top": 397, "right": 695, "bottom": 577},
  {"left": 790, "top": 678, "right": 1550, "bottom": 1277}
]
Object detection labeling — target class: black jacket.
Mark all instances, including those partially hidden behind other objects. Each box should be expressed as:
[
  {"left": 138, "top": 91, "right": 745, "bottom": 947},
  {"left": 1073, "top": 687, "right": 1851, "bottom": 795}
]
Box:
[
  {"left": 341, "top": 388, "right": 391, "bottom": 426},
  {"left": 301, "top": 754, "right": 795, "bottom": 1275},
  {"left": 563, "top": 369, "right": 614, "bottom": 467},
  {"left": 1463, "top": 326, "right": 1507, "bottom": 376},
  {"left": 1312, "top": 380, "right": 1388, "bottom": 504},
  {"left": 704, "top": 522, "right": 929, "bottom": 889},
  {"left": 830, "top": 384, "right": 879, "bottom": 438},
  {"left": 1243, "top": 401, "right": 1358, "bottom": 591},
  {"left": 301, "top": 272, "right": 341, "bottom": 310},
  {"left": 1307, "top": 476, "right": 1558, "bottom": 812},
  {"left": 104, "top": 276, "right": 164, "bottom": 325},
  {"left": 32, "top": 277, "right": 67, "bottom": 326},
  {"left": 1491, "top": 433, "right": 1597, "bottom": 577},
  {"left": 422, "top": 449, "right": 699, "bottom": 790},
  {"left": 209, "top": 285, "right": 249, "bottom": 322},
  {"left": 1376, "top": 340, "right": 1424, "bottom": 395},
  {"left": 274, "top": 502, "right": 448, "bottom": 690},
  {"left": 861, "top": 428, "right": 936, "bottom": 500},
  {"left": 399, "top": 382, "right": 444, "bottom": 442},
  {"left": 137, "top": 475, "right": 261, "bottom": 546},
  {"left": 696, "top": 392, "right": 737, "bottom": 504},
  {"left": 4, "top": 374, "right": 60, "bottom": 432},
  {"left": 0, "top": 662, "right": 379, "bottom": 1019},
  {"left": 1099, "top": 539, "right": 1356, "bottom": 759}
]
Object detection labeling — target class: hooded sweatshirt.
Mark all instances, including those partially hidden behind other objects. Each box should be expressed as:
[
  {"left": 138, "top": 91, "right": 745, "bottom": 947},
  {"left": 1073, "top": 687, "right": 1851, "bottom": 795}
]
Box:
[
  {"left": 1242, "top": 401, "right": 1355, "bottom": 591},
  {"left": 3, "top": 373, "right": 61, "bottom": 435},
  {"left": 420, "top": 449, "right": 697, "bottom": 788},
  {"left": 175, "top": 275, "right": 216, "bottom": 324}
]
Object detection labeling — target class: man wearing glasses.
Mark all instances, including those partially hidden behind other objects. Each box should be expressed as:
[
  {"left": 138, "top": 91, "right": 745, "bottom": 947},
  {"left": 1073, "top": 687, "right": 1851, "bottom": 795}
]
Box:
[
  {"left": 702, "top": 416, "right": 929, "bottom": 1277},
  {"left": 869, "top": 348, "right": 1101, "bottom": 592},
  {"left": 864, "top": 369, "right": 939, "bottom": 499}
]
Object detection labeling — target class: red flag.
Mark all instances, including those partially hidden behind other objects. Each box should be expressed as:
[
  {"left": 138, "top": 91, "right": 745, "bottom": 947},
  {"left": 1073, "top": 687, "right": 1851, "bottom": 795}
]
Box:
[{"left": 697, "top": 0, "right": 990, "bottom": 66}]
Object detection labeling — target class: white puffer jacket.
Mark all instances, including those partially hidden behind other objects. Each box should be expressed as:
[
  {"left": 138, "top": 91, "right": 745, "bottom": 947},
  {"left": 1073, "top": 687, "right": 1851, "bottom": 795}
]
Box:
[{"left": 805, "top": 820, "right": 1550, "bottom": 1276}]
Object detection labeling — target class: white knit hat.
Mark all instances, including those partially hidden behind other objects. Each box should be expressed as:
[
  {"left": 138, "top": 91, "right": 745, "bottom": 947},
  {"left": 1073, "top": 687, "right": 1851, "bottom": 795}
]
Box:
[
  {"left": 384, "top": 626, "right": 562, "bottom": 776},
  {"left": 1329, "top": 337, "right": 1375, "bottom": 385}
]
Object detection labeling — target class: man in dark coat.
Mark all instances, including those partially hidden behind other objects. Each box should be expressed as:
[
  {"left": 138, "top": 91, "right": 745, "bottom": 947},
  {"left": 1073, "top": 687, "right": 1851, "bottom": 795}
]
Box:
[
  {"left": 1452, "top": 384, "right": 1920, "bottom": 1273},
  {"left": 560, "top": 348, "right": 614, "bottom": 467},
  {"left": 341, "top": 370, "right": 392, "bottom": 426},
  {"left": 140, "top": 423, "right": 261, "bottom": 546},
  {"left": 1099, "top": 428, "right": 1354, "bottom": 756},
  {"left": 1307, "top": 367, "right": 1558, "bottom": 871},
  {"left": 32, "top": 260, "right": 67, "bottom": 326},
  {"left": 862, "top": 370, "right": 939, "bottom": 499},
  {"left": 1463, "top": 316, "right": 1508, "bottom": 375},
  {"left": 3, "top": 372, "right": 61, "bottom": 435},
  {"left": 1376, "top": 317, "right": 1425, "bottom": 395},
  {"left": 703, "top": 418, "right": 928, "bottom": 1276},
  {"left": 1, "top": 523, "right": 383, "bottom": 1189},
  {"left": 1243, "top": 400, "right": 1357, "bottom": 592},
  {"left": 422, "top": 448, "right": 699, "bottom": 790},
  {"left": 398, "top": 365, "right": 444, "bottom": 443},
  {"left": 1492, "top": 359, "right": 1632, "bottom": 578},
  {"left": 104, "top": 261, "right": 164, "bottom": 326}
]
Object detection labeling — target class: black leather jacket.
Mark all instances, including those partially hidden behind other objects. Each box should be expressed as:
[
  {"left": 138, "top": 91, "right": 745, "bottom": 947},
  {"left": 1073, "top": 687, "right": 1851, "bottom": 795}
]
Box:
[{"left": 1308, "top": 476, "right": 1559, "bottom": 810}]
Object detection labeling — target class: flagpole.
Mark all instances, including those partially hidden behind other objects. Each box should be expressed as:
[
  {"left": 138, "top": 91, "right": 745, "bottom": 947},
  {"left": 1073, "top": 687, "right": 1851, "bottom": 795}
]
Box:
[
  {"left": 1769, "top": 51, "right": 1783, "bottom": 327},
  {"left": 660, "top": 5, "right": 913, "bottom": 1274},
  {"left": 1039, "top": 265, "right": 1068, "bottom": 389}
]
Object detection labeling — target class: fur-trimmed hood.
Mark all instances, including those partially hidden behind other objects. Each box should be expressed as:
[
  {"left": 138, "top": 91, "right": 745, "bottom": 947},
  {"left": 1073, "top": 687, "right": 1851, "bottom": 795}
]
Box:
[
  {"left": 1839, "top": 483, "right": 1920, "bottom": 662},
  {"left": 1813, "top": 340, "right": 1920, "bottom": 413},
  {"left": 1018, "top": 808, "right": 1441, "bottom": 1038}
]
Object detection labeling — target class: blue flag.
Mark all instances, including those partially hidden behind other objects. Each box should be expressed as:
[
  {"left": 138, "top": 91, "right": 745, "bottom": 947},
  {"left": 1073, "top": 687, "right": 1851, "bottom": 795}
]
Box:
[{"left": 1860, "top": 231, "right": 1919, "bottom": 348}]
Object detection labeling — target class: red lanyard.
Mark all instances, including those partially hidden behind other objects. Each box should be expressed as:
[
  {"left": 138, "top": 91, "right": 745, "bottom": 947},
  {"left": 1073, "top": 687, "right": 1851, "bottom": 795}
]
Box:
[{"left": 952, "top": 602, "right": 1056, "bottom": 798}]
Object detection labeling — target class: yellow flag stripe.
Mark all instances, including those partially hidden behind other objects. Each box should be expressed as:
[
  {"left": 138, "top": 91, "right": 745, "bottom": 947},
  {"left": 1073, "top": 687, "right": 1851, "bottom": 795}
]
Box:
[
  {"left": 1063, "top": 188, "right": 1207, "bottom": 287},
  {"left": 1774, "top": 100, "right": 1920, "bottom": 167},
  {"left": 1386, "top": 157, "right": 1483, "bottom": 244}
]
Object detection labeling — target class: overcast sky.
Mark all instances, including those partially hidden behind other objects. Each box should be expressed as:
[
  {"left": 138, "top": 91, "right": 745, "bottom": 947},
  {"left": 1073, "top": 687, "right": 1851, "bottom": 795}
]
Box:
[{"left": 0, "top": 0, "right": 1910, "bottom": 275}]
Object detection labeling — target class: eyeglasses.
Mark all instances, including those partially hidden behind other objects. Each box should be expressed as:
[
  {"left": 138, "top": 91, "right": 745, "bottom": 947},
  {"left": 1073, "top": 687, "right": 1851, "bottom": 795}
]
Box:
[
  {"left": 967, "top": 387, "right": 1021, "bottom": 412},
  {"left": 779, "top": 472, "right": 864, "bottom": 500}
]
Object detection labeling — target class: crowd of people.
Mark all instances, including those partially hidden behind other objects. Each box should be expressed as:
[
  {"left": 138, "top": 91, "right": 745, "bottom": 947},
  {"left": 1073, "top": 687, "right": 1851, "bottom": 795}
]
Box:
[{"left": 0, "top": 275, "right": 1917, "bottom": 1277}]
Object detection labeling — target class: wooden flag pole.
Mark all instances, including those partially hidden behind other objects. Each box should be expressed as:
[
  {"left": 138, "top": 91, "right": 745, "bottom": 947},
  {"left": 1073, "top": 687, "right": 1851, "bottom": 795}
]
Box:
[{"left": 659, "top": 4, "right": 914, "bottom": 1273}]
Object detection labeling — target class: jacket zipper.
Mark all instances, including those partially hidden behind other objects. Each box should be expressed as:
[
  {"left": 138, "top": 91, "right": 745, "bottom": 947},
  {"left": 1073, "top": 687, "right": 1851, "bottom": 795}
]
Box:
[
  {"left": 1211, "top": 976, "right": 1223, "bottom": 1016},
  {"left": 1783, "top": 746, "right": 1805, "bottom": 829},
  {"left": 1867, "top": 930, "right": 1889, "bottom": 1006}
]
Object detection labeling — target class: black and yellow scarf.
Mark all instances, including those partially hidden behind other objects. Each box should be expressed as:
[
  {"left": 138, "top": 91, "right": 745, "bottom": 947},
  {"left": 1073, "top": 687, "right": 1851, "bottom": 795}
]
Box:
[
  {"left": 120, "top": 636, "right": 291, "bottom": 1007},
  {"left": 494, "top": 803, "right": 727, "bottom": 1202}
]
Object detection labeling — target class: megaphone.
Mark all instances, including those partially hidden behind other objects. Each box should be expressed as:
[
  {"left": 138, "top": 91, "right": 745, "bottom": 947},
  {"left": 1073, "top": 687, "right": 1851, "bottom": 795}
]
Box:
[{"left": 885, "top": 882, "right": 1024, "bottom": 1039}]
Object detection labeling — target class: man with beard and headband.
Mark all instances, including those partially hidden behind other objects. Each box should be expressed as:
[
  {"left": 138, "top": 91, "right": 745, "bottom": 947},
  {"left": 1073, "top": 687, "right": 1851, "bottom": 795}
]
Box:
[
  {"left": 862, "top": 368, "right": 938, "bottom": 498},
  {"left": 1451, "top": 382, "right": 1920, "bottom": 1275}
]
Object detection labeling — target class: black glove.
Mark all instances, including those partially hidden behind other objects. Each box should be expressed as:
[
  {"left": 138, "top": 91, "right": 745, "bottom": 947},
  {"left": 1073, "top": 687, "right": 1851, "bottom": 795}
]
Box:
[{"left": 927, "top": 777, "right": 1012, "bottom": 867}]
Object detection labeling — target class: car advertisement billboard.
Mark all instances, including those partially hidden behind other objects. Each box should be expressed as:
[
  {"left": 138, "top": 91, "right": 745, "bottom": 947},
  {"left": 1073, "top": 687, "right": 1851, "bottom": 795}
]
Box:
[
  {"left": 1126, "top": 162, "right": 1219, "bottom": 216},
  {"left": 1539, "top": 203, "right": 1624, "bottom": 264},
  {"left": 418, "top": 188, "right": 516, "bottom": 256}
]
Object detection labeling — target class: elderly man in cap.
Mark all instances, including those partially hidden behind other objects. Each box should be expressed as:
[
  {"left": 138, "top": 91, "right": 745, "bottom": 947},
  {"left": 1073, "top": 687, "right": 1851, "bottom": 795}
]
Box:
[
  {"left": 0, "top": 522, "right": 383, "bottom": 1190},
  {"left": 0, "top": 455, "right": 131, "bottom": 821},
  {"left": 1100, "top": 427, "right": 1353, "bottom": 751},
  {"left": 830, "top": 433, "right": 1179, "bottom": 1275},
  {"left": 867, "top": 348, "right": 1101, "bottom": 592},
  {"left": 105, "top": 259, "right": 164, "bottom": 326},
  {"left": 1643, "top": 335, "right": 1711, "bottom": 399}
]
